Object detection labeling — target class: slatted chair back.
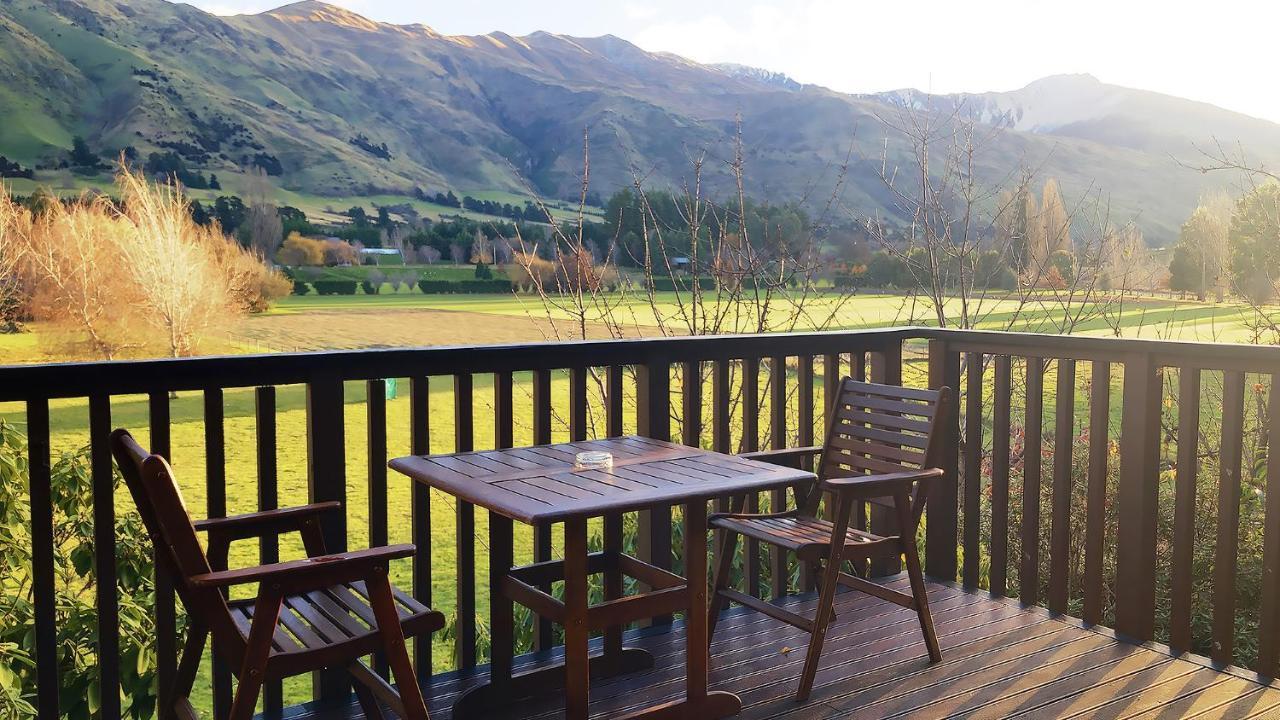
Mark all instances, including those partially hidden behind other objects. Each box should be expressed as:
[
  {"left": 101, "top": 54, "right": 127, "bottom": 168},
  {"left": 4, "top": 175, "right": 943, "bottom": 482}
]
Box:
[
  {"left": 110, "top": 429, "right": 236, "bottom": 634},
  {"left": 807, "top": 378, "right": 949, "bottom": 525}
]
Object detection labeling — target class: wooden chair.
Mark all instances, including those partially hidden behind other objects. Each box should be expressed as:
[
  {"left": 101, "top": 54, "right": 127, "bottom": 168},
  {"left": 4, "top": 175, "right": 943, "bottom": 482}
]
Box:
[
  {"left": 707, "top": 378, "right": 952, "bottom": 702},
  {"left": 110, "top": 428, "right": 445, "bottom": 720}
]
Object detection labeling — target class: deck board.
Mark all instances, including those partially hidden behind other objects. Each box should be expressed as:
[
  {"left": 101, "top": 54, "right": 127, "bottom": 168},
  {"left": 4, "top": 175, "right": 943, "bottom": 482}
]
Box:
[{"left": 274, "top": 580, "right": 1280, "bottom": 720}]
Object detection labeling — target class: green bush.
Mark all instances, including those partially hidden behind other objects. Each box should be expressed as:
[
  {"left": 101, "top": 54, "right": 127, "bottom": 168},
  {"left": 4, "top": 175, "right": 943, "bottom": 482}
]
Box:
[
  {"left": 291, "top": 279, "right": 311, "bottom": 295},
  {"left": 312, "top": 280, "right": 359, "bottom": 295},
  {"left": 417, "top": 279, "right": 513, "bottom": 294},
  {"left": 648, "top": 276, "right": 716, "bottom": 292},
  {"left": 474, "top": 262, "right": 493, "bottom": 279},
  {"left": 360, "top": 280, "right": 379, "bottom": 295},
  {"left": 0, "top": 421, "right": 174, "bottom": 720}
]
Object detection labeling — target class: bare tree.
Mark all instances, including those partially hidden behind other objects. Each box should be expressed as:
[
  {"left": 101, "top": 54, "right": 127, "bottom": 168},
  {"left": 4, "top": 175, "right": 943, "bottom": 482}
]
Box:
[
  {"left": 244, "top": 167, "right": 283, "bottom": 258},
  {"left": 0, "top": 193, "right": 30, "bottom": 332}
]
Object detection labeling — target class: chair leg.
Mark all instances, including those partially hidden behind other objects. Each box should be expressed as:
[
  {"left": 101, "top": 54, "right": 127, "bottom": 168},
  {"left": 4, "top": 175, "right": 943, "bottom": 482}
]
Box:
[
  {"left": 368, "top": 569, "right": 431, "bottom": 720},
  {"left": 172, "top": 621, "right": 208, "bottom": 715},
  {"left": 228, "top": 594, "right": 282, "bottom": 720},
  {"left": 351, "top": 675, "right": 386, "bottom": 720},
  {"left": 895, "top": 491, "right": 941, "bottom": 663},
  {"left": 796, "top": 497, "right": 853, "bottom": 703},
  {"left": 707, "top": 495, "right": 747, "bottom": 645}
]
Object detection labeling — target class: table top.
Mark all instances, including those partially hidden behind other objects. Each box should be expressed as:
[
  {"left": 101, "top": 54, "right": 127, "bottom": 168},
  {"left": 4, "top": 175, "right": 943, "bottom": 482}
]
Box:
[{"left": 389, "top": 435, "right": 815, "bottom": 524}]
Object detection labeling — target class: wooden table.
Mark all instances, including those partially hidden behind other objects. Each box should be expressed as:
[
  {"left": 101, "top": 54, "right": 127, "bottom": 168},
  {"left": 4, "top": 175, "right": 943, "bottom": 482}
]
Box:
[{"left": 390, "top": 435, "right": 815, "bottom": 720}]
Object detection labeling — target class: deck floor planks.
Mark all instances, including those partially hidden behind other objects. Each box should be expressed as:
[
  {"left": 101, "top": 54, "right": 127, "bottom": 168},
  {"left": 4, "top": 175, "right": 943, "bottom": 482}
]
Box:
[{"left": 271, "top": 579, "right": 1280, "bottom": 720}]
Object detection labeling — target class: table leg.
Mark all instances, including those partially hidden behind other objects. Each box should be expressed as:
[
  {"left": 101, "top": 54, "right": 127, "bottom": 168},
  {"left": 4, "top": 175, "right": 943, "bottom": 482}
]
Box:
[
  {"left": 684, "top": 499, "right": 709, "bottom": 703},
  {"left": 564, "top": 516, "right": 590, "bottom": 720},
  {"left": 488, "top": 512, "right": 513, "bottom": 689},
  {"left": 604, "top": 512, "right": 624, "bottom": 660}
]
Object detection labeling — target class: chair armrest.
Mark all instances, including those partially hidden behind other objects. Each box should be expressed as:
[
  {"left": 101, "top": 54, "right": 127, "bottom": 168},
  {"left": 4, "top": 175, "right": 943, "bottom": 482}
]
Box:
[
  {"left": 824, "top": 468, "right": 943, "bottom": 496},
  {"left": 188, "top": 544, "right": 415, "bottom": 592},
  {"left": 194, "top": 501, "right": 342, "bottom": 541},
  {"left": 738, "top": 446, "right": 823, "bottom": 468}
]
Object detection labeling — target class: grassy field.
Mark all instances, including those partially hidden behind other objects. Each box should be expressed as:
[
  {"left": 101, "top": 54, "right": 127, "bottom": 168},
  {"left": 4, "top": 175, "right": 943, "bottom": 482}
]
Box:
[{"left": 0, "top": 288, "right": 1270, "bottom": 708}]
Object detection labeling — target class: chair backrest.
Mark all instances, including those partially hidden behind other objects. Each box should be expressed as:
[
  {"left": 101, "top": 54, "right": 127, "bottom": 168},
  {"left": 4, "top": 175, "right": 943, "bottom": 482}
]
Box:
[
  {"left": 110, "top": 429, "right": 219, "bottom": 600},
  {"left": 810, "top": 378, "right": 952, "bottom": 525}
]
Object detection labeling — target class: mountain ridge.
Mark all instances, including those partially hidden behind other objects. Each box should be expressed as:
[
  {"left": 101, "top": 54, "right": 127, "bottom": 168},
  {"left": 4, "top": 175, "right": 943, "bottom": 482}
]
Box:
[{"left": 1, "top": 0, "right": 1277, "bottom": 244}]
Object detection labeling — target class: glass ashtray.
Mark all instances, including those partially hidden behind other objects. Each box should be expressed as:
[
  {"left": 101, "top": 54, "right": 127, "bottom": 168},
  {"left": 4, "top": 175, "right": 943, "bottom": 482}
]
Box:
[{"left": 574, "top": 451, "right": 613, "bottom": 469}]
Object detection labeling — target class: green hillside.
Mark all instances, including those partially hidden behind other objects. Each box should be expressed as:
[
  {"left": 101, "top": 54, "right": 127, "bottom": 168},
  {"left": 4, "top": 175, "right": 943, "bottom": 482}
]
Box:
[{"left": 2, "top": 0, "right": 1277, "bottom": 241}]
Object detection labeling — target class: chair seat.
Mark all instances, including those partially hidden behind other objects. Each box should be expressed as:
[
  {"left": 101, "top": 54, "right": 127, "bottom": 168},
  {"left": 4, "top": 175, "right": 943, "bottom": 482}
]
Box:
[
  {"left": 228, "top": 580, "right": 445, "bottom": 662},
  {"left": 709, "top": 513, "right": 896, "bottom": 559}
]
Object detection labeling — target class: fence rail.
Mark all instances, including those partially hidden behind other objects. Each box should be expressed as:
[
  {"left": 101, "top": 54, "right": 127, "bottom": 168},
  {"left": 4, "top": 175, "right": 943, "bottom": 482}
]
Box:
[{"left": 5, "top": 326, "right": 1280, "bottom": 720}]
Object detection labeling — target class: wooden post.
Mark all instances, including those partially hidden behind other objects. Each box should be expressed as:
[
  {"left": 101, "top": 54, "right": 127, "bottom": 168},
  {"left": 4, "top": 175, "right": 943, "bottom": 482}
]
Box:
[
  {"left": 637, "top": 358, "right": 673, "bottom": 623},
  {"left": 869, "top": 342, "right": 902, "bottom": 576},
  {"left": 306, "top": 376, "right": 348, "bottom": 700},
  {"left": 1114, "top": 354, "right": 1161, "bottom": 641},
  {"left": 926, "top": 340, "right": 960, "bottom": 582}
]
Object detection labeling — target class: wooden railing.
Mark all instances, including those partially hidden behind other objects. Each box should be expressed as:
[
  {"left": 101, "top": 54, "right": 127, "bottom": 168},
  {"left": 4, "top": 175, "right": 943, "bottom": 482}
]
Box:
[
  {"left": 5, "top": 327, "right": 1280, "bottom": 720},
  {"left": 1, "top": 329, "right": 907, "bottom": 720}
]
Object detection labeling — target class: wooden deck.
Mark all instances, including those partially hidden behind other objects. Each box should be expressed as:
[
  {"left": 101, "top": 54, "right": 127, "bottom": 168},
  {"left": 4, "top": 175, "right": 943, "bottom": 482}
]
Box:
[{"left": 280, "top": 578, "right": 1280, "bottom": 720}]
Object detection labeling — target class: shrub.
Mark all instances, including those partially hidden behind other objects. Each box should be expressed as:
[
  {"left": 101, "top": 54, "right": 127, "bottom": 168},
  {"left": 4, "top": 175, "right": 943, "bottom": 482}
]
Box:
[
  {"left": 292, "top": 279, "right": 311, "bottom": 295},
  {"left": 417, "top": 279, "right": 513, "bottom": 294},
  {"left": 0, "top": 421, "right": 174, "bottom": 719},
  {"left": 474, "top": 262, "right": 493, "bottom": 279},
  {"left": 276, "top": 232, "right": 325, "bottom": 266},
  {"left": 312, "top": 280, "right": 358, "bottom": 295},
  {"left": 648, "top": 276, "right": 716, "bottom": 292},
  {"left": 361, "top": 280, "right": 379, "bottom": 295}
]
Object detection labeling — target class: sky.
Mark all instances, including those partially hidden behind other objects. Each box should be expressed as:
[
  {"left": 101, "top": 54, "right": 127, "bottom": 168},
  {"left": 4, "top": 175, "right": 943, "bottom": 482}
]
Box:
[{"left": 187, "top": 0, "right": 1280, "bottom": 124}]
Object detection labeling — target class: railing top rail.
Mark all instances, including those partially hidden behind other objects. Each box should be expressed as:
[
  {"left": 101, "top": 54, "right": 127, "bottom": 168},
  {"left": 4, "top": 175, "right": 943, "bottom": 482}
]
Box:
[
  {"left": 0, "top": 328, "right": 911, "bottom": 401},
  {"left": 914, "top": 327, "right": 1280, "bottom": 369}
]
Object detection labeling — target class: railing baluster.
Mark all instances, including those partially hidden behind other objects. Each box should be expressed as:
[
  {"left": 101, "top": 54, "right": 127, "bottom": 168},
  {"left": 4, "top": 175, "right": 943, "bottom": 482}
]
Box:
[
  {"left": 306, "top": 377, "right": 349, "bottom": 699},
  {"left": 570, "top": 366, "right": 588, "bottom": 442},
  {"left": 869, "top": 343, "right": 902, "bottom": 576},
  {"left": 963, "top": 353, "right": 983, "bottom": 588},
  {"left": 1260, "top": 372, "right": 1280, "bottom": 677},
  {"left": 637, "top": 357, "right": 674, "bottom": 621},
  {"left": 366, "top": 382, "right": 388, "bottom": 548},
  {"left": 823, "top": 353, "right": 841, "bottom": 524},
  {"left": 606, "top": 366, "right": 624, "bottom": 438},
  {"left": 147, "top": 391, "right": 176, "bottom": 720},
  {"left": 410, "top": 376, "right": 432, "bottom": 678},
  {"left": 1049, "top": 359, "right": 1075, "bottom": 614},
  {"left": 797, "top": 355, "right": 815, "bottom": 591},
  {"left": 255, "top": 386, "right": 287, "bottom": 702},
  {"left": 454, "top": 373, "right": 476, "bottom": 669},
  {"left": 532, "top": 369, "right": 554, "bottom": 648},
  {"left": 742, "top": 356, "right": 761, "bottom": 596},
  {"left": 27, "top": 398, "right": 58, "bottom": 720},
  {"left": 770, "top": 355, "right": 787, "bottom": 598},
  {"left": 712, "top": 360, "right": 731, "bottom": 523},
  {"left": 90, "top": 393, "right": 121, "bottom": 720},
  {"left": 1213, "top": 370, "right": 1245, "bottom": 666},
  {"left": 682, "top": 361, "right": 702, "bottom": 447},
  {"left": 604, "top": 365, "right": 625, "bottom": 655},
  {"left": 496, "top": 371, "right": 515, "bottom": 448},
  {"left": 348, "top": 380, "right": 379, "bottom": 684},
  {"left": 204, "top": 388, "right": 232, "bottom": 716},
  {"left": 926, "top": 340, "right": 960, "bottom": 581},
  {"left": 991, "top": 355, "right": 1012, "bottom": 597},
  {"left": 1171, "top": 367, "right": 1199, "bottom": 649},
  {"left": 1020, "top": 358, "right": 1044, "bottom": 605},
  {"left": 1084, "top": 362, "right": 1111, "bottom": 627},
  {"left": 1115, "top": 353, "right": 1161, "bottom": 642}
]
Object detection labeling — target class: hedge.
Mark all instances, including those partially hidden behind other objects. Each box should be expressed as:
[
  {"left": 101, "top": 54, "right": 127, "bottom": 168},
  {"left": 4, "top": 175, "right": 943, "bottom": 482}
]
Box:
[
  {"left": 417, "top": 279, "right": 514, "bottom": 294},
  {"left": 291, "top": 279, "right": 311, "bottom": 295},
  {"left": 312, "top": 280, "right": 359, "bottom": 295},
  {"left": 648, "top": 276, "right": 716, "bottom": 291}
]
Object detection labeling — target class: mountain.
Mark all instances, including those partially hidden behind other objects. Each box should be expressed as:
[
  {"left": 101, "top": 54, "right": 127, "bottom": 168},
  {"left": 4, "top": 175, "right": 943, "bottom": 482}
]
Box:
[{"left": 1, "top": 0, "right": 1277, "bottom": 244}]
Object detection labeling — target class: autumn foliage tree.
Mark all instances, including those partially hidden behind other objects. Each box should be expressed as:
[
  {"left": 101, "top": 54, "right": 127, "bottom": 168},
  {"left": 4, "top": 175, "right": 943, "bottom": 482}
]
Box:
[{"left": 5, "top": 166, "right": 289, "bottom": 359}]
